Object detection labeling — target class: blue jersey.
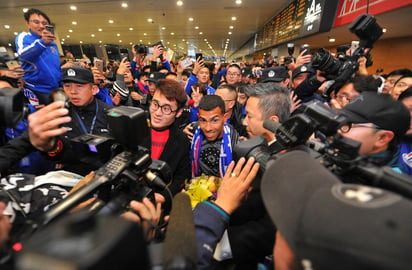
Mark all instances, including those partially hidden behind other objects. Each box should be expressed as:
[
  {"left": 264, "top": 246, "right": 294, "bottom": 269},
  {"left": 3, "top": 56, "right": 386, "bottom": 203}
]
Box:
[{"left": 16, "top": 30, "right": 61, "bottom": 94}]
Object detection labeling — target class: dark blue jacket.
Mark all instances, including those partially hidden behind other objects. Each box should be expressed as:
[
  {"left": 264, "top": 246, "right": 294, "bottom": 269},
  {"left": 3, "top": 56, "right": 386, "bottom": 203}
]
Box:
[{"left": 16, "top": 30, "right": 61, "bottom": 94}]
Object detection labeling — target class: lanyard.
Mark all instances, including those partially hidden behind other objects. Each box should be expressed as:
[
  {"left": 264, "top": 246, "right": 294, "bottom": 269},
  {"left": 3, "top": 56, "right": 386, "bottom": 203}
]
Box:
[{"left": 74, "top": 100, "right": 99, "bottom": 134}]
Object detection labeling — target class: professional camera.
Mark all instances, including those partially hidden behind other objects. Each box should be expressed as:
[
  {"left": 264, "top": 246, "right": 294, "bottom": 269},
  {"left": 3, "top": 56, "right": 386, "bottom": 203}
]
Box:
[
  {"left": 311, "top": 14, "right": 383, "bottom": 97},
  {"left": 234, "top": 100, "right": 412, "bottom": 198},
  {"left": 134, "top": 43, "right": 148, "bottom": 55}
]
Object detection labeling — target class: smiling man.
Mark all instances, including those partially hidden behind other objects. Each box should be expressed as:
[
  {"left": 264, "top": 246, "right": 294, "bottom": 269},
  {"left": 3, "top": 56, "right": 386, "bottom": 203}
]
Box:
[
  {"left": 16, "top": 8, "right": 61, "bottom": 105},
  {"left": 191, "top": 95, "right": 239, "bottom": 178}
]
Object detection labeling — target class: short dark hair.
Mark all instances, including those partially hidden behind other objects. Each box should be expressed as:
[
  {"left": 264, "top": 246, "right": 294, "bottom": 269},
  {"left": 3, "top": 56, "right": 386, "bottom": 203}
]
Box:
[
  {"left": 353, "top": 75, "right": 382, "bottom": 93},
  {"left": 182, "top": 69, "right": 191, "bottom": 77},
  {"left": 156, "top": 79, "right": 187, "bottom": 108},
  {"left": 217, "top": 84, "right": 237, "bottom": 99},
  {"left": 199, "top": 95, "right": 225, "bottom": 114},
  {"left": 24, "top": 8, "right": 51, "bottom": 24},
  {"left": 245, "top": 82, "right": 291, "bottom": 123},
  {"left": 387, "top": 68, "right": 412, "bottom": 78},
  {"left": 227, "top": 63, "right": 241, "bottom": 73},
  {"left": 395, "top": 74, "right": 412, "bottom": 86}
]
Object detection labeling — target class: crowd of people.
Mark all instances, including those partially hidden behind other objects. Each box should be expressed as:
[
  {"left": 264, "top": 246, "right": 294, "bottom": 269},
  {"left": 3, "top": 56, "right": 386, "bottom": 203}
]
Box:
[{"left": 0, "top": 7, "right": 412, "bottom": 270}]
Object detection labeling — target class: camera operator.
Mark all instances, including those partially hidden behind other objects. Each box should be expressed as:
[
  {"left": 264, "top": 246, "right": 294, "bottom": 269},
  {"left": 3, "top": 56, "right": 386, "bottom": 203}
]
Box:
[
  {"left": 261, "top": 149, "right": 412, "bottom": 270},
  {"left": 339, "top": 91, "right": 410, "bottom": 174},
  {"left": 16, "top": 8, "right": 61, "bottom": 105}
]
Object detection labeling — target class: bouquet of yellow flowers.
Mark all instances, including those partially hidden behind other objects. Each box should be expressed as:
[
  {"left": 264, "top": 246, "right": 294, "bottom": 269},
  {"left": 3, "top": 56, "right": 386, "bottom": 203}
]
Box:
[{"left": 185, "top": 174, "right": 221, "bottom": 209}]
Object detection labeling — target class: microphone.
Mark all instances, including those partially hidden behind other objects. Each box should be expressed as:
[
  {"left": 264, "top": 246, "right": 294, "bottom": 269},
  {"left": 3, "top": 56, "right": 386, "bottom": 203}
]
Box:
[
  {"left": 163, "top": 193, "right": 197, "bottom": 270},
  {"left": 263, "top": 119, "right": 281, "bottom": 133}
]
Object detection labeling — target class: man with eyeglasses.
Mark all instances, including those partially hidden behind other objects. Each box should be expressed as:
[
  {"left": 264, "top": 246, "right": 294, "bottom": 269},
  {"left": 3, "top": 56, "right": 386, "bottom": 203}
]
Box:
[
  {"left": 225, "top": 64, "right": 242, "bottom": 86},
  {"left": 339, "top": 91, "right": 410, "bottom": 171},
  {"left": 141, "top": 79, "right": 191, "bottom": 197},
  {"left": 16, "top": 8, "right": 61, "bottom": 105}
]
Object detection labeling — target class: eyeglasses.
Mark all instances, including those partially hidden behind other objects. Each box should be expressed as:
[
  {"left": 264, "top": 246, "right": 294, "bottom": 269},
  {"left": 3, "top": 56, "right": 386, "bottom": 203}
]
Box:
[
  {"left": 30, "top": 20, "right": 49, "bottom": 25},
  {"left": 150, "top": 100, "right": 178, "bottom": 115},
  {"left": 339, "top": 123, "right": 382, "bottom": 133},
  {"left": 227, "top": 72, "right": 240, "bottom": 77}
]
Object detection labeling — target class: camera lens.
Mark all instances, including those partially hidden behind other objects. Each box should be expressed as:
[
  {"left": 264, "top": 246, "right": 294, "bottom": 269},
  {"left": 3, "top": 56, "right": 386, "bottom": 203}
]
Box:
[{"left": 312, "top": 48, "right": 342, "bottom": 76}]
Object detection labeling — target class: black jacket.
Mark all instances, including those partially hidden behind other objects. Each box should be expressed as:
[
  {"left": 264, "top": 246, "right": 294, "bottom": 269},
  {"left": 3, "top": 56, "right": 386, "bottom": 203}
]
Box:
[
  {"left": 142, "top": 124, "right": 191, "bottom": 197},
  {"left": 54, "top": 98, "right": 113, "bottom": 175}
]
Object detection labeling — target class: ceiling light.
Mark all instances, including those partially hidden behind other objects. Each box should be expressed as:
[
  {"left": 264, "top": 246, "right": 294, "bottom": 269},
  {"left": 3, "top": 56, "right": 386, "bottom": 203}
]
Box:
[
  {"left": 231, "top": 17, "right": 237, "bottom": 21},
  {"left": 4, "top": 25, "right": 10, "bottom": 29},
  {"left": 13, "top": 32, "right": 18, "bottom": 35},
  {"left": 329, "top": 38, "right": 335, "bottom": 42},
  {"left": 68, "top": 29, "right": 73, "bottom": 32},
  {"left": 161, "top": 26, "right": 166, "bottom": 30},
  {"left": 66, "top": 35, "right": 70, "bottom": 38},
  {"left": 228, "top": 32, "right": 232, "bottom": 35},
  {"left": 99, "top": 40, "right": 102, "bottom": 43},
  {"left": 130, "top": 42, "right": 133, "bottom": 45},
  {"left": 119, "top": 40, "right": 122, "bottom": 43},
  {"left": 177, "top": 1, "right": 183, "bottom": 6},
  {"left": 204, "top": 39, "right": 207, "bottom": 41},
  {"left": 143, "top": 33, "right": 147, "bottom": 36},
  {"left": 61, "top": 41, "right": 64, "bottom": 44},
  {"left": 167, "top": 42, "right": 170, "bottom": 44},
  {"left": 117, "top": 33, "right": 121, "bottom": 36},
  {"left": 91, "top": 34, "right": 95, "bottom": 37},
  {"left": 108, "top": 20, "right": 114, "bottom": 24},
  {"left": 199, "top": 32, "right": 203, "bottom": 35},
  {"left": 171, "top": 32, "right": 175, "bottom": 35},
  {"left": 129, "top": 27, "right": 133, "bottom": 31},
  {"left": 140, "top": 39, "right": 143, "bottom": 42},
  {"left": 98, "top": 28, "right": 103, "bottom": 31},
  {"left": 8, "top": 43, "right": 12, "bottom": 47},
  {"left": 195, "top": 26, "right": 199, "bottom": 29},
  {"left": 236, "top": 0, "right": 242, "bottom": 4},
  {"left": 229, "top": 26, "right": 234, "bottom": 29},
  {"left": 61, "top": 38, "right": 65, "bottom": 41},
  {"left": 188, "top": 17, "right": 194, "bottom": 21},
  {"left": 121, "top": 3, "right": 128, "bottom": 8},
  {"left": 22, "top": 8, "right": 29, "bottom": 13},
  {"left": 148, "top": 42, "right": 151, "bottom": 44},
  {"left": 148, "top": 18, "right": 153, "bottom": 23},
  {"left": 72, "top": 21, "right": 77, "bottom": 25},
  {"left": 80, "top": 41, "right": 83, "bottom": 44},
  {"left": 182, "top": 39, "right": 185, "bottom": 41},
  {"left": 70, "top": 6, "right": 77, "bottom": 11},
  {"left": 382, "top": 28, "right": 387, "bottom": 33}
]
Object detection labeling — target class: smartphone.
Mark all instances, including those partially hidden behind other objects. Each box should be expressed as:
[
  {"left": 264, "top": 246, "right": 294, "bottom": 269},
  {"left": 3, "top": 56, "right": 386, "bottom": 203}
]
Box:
[
  {"left": 45, "top": 25, "right": 54, "bottom": 35},
  {"left": 351, "top": 41, "right": 360, "bottom": 56},
  {"left": 180, "top": 58, "right": 193, "bottom": 69},
  {"left": 119, "top": 48, "right": 130, "bottom": 61},
  {"left": 300, "top": 44, "right": 310, "bottom": 55},
  {"left": 94, "top": 58, "right": 104, "bottom": 74},
  {"left": 195, "top": 53, "right": 203, "bottom": 61},
  {"left": 6, "top": 60, "right": 20, "bottom": 70}
]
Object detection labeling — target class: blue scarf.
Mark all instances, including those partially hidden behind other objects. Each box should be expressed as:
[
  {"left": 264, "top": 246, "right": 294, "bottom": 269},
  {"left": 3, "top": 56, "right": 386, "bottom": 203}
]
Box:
[{"left": 191, "top": 123, "right": 233, "bottom": 178}]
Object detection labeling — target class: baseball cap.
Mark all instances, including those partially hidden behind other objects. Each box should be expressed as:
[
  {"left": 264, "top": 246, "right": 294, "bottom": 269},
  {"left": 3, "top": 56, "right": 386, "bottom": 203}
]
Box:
[
  {"left": 259, "top": 67, "right": 289, "bottom": 83},
  {"left": 340, "top": 91, "right": 410, "bottom": 137},
  {"left": 145, "top": 72, "right": 166, "bottom": 84},
  {"left": 262, "top": 150, "right": 412, "bottom": 270},
  {"left": 62, "top": 67, "right": 94, "bottom": 84},
  {"left": 291, "top": 64, "right": 315, "bottom": 80}
]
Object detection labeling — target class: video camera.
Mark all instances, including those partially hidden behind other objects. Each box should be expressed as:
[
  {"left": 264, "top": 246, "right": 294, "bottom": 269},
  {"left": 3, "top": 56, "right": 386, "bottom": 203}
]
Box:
[
  {"left": 234, "top": 100, "right": 412, "bottom": 199},
  {"left": 311, "top": 14, "right": 383, "bottom": 98}
]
